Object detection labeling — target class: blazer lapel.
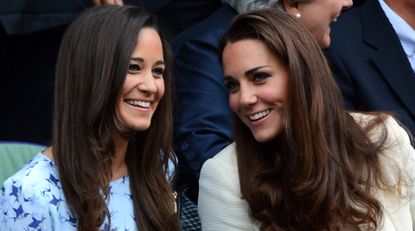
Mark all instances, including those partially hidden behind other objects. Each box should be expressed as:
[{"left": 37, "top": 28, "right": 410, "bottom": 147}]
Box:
[{"left": 361, "top": 0, "right": 415, "bottom": 118}]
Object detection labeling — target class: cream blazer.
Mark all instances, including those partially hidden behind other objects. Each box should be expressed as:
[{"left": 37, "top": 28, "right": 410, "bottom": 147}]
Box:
[{"left": 198, "top": 114, "right": 415, "bottom": 231}]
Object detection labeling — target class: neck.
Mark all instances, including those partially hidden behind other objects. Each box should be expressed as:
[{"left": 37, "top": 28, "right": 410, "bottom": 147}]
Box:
[
  {"left": 43, "top": 146, "right": 54, "bottom": 160},
  {"left": 384, "top": 0, "right": 415, "bottom": 29},
  {"left": 112, "top": 132, "right": 129, "bottom": 180}
]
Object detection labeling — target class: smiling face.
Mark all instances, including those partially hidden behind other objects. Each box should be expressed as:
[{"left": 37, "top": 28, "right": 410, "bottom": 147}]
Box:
[
  {"left": 223, "top": 39, "right": 289, "bottom": 143},
  {"left": 299, "top": 0, "right": 344, "bottom": 48},
  {"left": 284, "top": 0, "right": 352, "bottom": 48},
  {"left": 116, "top": 27, "right": 165, "bottom": 132}
]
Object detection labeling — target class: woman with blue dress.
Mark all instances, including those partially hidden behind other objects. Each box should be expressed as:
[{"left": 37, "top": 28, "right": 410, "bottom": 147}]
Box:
[{"left": 0, "top": 5, "right": 179, "bottom": 231}]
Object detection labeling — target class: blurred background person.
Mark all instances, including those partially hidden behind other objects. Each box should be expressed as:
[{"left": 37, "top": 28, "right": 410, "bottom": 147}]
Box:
[{"left": 324, "top": 0, "right": 415, "bottom": 139}]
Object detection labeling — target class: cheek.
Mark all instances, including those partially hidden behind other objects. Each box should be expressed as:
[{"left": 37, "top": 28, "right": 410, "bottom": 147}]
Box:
[
  {"left": 157, "top": 80, "right": 165, "bottom": 99},
  {"left": 333, "top": 0, "right": 344, "bottom": 13},
  {"left": 119, "top": 76, "right": 134, "bottom": 97},
  {"left": 115, "top": 97, "right": 124, "bottom": 125},
  {"left": 301, "top": 13, "right": 329, "bottom": 36},
  {"left": 310, "top": 24, "right": 330, "bottom": 48},
  {"left": 228, "top": 94, "right": 239, "bottom": 113},
  {"left": 263, "top": 80, "right": 288, "bottom": 103}
]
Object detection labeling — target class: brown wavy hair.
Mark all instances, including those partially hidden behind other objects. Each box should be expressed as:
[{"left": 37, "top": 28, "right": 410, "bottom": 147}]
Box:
[
  {"left": 220, "top": 8, "right": 400, "bottom": 231},
  {"left": 53, "top": 5, "right": 179, "bottom": 231}
]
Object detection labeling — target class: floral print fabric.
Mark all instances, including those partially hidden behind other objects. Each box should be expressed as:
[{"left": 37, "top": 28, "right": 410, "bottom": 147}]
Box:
[{"left": 0, "top": 152, "right": 136, "bottom": 231}]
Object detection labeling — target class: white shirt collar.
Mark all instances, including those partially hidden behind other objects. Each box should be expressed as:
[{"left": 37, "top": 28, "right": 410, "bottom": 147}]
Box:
[{"left": 378, "top": 0, "right": 415, "bottom": 72}]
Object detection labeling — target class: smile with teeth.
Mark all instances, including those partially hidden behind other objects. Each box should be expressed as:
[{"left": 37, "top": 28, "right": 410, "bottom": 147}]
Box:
[
  {"left": 125, "top": 99, "right": 151, "bottom": 108},
  {"left": 248, "top": 109, "right": 271, "bottom": 121}
]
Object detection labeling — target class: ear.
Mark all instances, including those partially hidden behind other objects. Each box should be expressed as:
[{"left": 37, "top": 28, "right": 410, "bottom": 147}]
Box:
[{"left": 282, "top": 0, "right": 300, "bottom": 15}]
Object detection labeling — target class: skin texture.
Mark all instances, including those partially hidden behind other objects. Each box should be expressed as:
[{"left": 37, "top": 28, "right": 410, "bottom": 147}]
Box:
[
  {"left": 93, "top": 0, "right": 124, "bottom": 6},
  {"left": 115, "top": 28, "right": 165, "bottom": 132},
  {"left": 223, "top": 39, "right": 289, "bottom": 143},
  {"left": 384, "top": 0, "right": 415, "bottom": 28},
  {"left": 283, "top": 0, "right": 353, "bottom": 48}
]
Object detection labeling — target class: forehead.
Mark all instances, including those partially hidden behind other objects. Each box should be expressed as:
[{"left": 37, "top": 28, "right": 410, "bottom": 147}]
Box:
[
  {"left": 132, "top": 27, "right": 163, "bottom": 57},
  {"left": 224, "top": 39, "right": 268, "bottom": 55},
  {"left": 222, "top": 39, "right": 277, "bottom": 72}
]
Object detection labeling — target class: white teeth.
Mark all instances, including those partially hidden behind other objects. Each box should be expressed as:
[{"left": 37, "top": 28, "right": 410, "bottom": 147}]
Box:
[
  {"left": 332, "top": 18, "right": 337, "bottom": 22},
  {"left": 126, "top": 100, "right": 150, "bottom": 108},
  {"left": 137, "top": 101, "right": 150, "bottom": 108},
  {"left": 248, "top": 109, "right": 270, "bottom": 121}
]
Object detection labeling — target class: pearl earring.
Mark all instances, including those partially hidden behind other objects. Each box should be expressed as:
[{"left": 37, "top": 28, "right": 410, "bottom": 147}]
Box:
[{"left": 295, "top": 13, "right": 301, "bottom": 19}]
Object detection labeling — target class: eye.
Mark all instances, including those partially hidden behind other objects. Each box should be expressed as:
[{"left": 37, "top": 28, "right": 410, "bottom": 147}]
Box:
[
  {"left": 128, "top": 63, "right": 142, "bottom": 73},
  {"left": 224, "top": 80, "right": 239, "bottom": 93},
  {"left": 152, "top": 67, "right": 165, "bottom": 77},
  {"left": 253, "top": 72, "right": 271, "bottom": 82}
]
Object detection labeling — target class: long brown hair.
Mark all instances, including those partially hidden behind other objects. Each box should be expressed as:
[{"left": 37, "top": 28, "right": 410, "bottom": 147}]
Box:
[
  {"left": 53, "top": 5, "right": 179, "bottom": 230},
  {"left": 220, "top": 9, "right": 399, "bottom": 231}
]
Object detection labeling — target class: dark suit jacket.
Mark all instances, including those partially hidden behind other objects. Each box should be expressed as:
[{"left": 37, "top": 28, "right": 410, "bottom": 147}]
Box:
[
  {"left": 0, "top": 0, "right": 91, "bottom": 34},
  {"left": 156, "top": 0, "right": 222, "bottom": 40},
  {"left": 172, "top": 3, "right": 237, "bottom": 201},
  {"left": 0, "top": 0, "right": 176, "bottom": 34},
  {"left": 324, "top": 0, "right": 415, "bottom": 137}
]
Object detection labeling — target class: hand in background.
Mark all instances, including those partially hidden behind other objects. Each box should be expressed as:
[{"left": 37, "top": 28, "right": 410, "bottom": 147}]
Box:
[{"left": 93, "top": 0, "right": 123, "bottom": 6}]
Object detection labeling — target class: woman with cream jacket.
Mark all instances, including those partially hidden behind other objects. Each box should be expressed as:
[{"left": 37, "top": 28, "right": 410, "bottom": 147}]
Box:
[{"left": 199, "top": 9, "right": 415, "bottom": 231}]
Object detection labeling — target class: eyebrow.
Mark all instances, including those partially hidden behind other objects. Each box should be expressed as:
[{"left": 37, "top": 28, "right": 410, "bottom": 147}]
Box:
[
  {"left": 245, "top": 65, "right": 271, "bottom": 76},
  {"left": 224, "top": 75, "right": 234, "bottom": 81},
  {"left": 154, "top": 60, "right": 165, "bottom": 66},
  {"left": 130, "top": 57, "right": 165, "bottom": 66},
  {"left": 130, "top": 57, "right": 144, "bottom": 62},
  {"left": 224, "top": 65, "right": 271, "bottom": 81}
]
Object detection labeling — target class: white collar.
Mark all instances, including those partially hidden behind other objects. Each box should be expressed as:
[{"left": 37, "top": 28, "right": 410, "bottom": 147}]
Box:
[{"left": 378, "top": 0, "right": 415, "bottom": 59}]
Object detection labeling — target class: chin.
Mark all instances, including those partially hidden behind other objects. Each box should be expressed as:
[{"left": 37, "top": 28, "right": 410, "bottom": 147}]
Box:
[
  {"left": 134, "top": 125, "right": 151, "bottom": 132},
  {"left": 253, "top": 134, "right": 275, "bottom": 143},
  {"left": 252, "top": 127, "right": 282, "bottom": 143},
  {"left": 126, "top": 122, "right": 151, "bottom": 132},
  {"left": 319, "top": 34, "right": 331, "bottom": 48}
]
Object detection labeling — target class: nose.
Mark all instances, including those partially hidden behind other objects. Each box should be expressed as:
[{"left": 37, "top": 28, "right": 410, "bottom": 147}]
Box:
[
  {"left": 342, "top": 0, "right": 353, "bottom": 10},
  {"left": 239, "top": 85, "right": 257, "bottom": 107},
  {"left": 138, "top": 71, "right": 157, "bottom": 94}
]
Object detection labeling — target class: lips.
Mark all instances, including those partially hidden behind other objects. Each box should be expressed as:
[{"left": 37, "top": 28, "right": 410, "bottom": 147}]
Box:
[
  {"left": 125, "top": 99, "right": 151, "bottom": 109},
  {"left": 247, "top": 109, "right": 271, "bottom": 121}
]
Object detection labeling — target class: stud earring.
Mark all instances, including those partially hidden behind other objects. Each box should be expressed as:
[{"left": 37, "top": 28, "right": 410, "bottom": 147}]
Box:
[{"left": 295, "top": 12, "right": 301, "bottom": 19}]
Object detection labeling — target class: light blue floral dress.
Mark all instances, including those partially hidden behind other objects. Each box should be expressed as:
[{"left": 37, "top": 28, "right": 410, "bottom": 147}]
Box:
[{"left": 0, "top": 152, "right": 137, "bottom": 231}]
